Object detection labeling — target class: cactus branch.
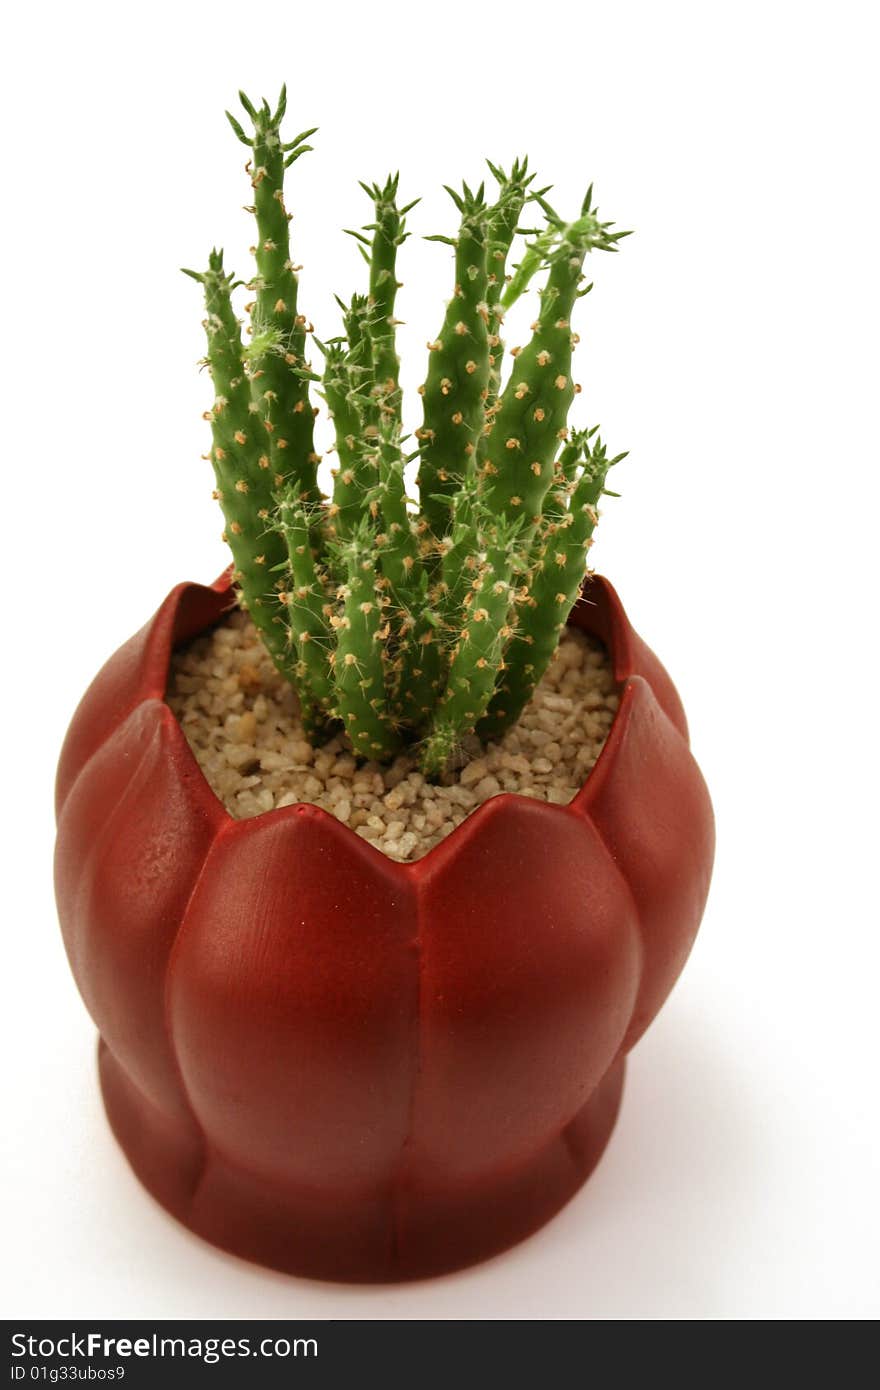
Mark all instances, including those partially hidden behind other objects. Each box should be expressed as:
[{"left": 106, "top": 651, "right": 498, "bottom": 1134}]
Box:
[
  {"left": 419, "top": 515, "right": 524, "bottom": 775},
  {"left": 230, "top": 88, "right": 322, "bottom": 501},
  {"left": 482, "top": 191, "right": 630, "bottom": 530},
  {"left": 184, "top": 251, "right": 294, "bottom": 678},
  {"left": 483, "top": 157, "right": 535, "bottom": 418},
  {"left": 276, "top": 492, "right": 336, "bottom": 733},
  {"left": 331, "top": 527, "right": 402, "bottom": 761},
  {"left": 372, "top": 429, "right": 442, "bottom": 729},
  {"left": 356, "top": 174, "right": 417, "bottom": 429},
  {"left": 417, "top": 184, "right": 491, "bottom": 538},
  {"left": 480, "top": 431, "right": 625, "bottom": 739},
  {"left": 316, "top": 329, "right": 378, "bottom": 542}
]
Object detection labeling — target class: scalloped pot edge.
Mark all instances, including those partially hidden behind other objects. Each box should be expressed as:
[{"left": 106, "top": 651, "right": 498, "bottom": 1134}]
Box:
[{"left": 54, "top": 574, "right": 714, "bottom": 1282}]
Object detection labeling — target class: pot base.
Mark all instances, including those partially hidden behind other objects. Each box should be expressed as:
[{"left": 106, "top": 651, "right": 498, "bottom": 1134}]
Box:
[{"left": 99, "top": 1040, "right": 626, "bottom": 1283}]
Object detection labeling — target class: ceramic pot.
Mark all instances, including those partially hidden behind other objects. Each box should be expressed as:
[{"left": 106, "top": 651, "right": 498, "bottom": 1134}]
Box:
[{"left": 55, "top": 574, "right": 714, "bottom": 1281}]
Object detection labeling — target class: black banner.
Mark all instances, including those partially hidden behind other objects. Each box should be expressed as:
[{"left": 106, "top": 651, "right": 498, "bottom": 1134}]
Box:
[{"left": 3, "top": 1320, "right": 567, "bottom": 1385}]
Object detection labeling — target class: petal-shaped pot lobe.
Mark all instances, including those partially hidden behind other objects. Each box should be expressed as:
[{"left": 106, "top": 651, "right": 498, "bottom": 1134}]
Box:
[
  {"left": 167, "top": 808, "right": 419, "bottom": 1190},
  {"left": 163, "top": 808, "right": 421, "bottom": 1279},
  {"left": 408, "top": 796, "right": 642, "bottom": 1182},
  {"left": 55, "top": 580, "right": 234, "bottom": 816},
  {"left": 55, "top": 698, "right": 225, "bottom": 1121},
  {"left": 579, "top": 676, "right": 715, "bottom": 1052},
  {"left": 571, "top": 578, "right": 689, "bottom": 737}
]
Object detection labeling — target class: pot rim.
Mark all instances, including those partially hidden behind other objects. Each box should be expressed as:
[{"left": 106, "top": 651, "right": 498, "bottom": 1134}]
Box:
[{"left": 146, "top": 570, "right": 666, "bottom": 883}]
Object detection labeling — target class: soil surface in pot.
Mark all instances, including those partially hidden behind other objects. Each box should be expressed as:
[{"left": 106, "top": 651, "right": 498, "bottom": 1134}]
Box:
[{"left": 167, "top": 611, "right": 618, "bottom": 862}]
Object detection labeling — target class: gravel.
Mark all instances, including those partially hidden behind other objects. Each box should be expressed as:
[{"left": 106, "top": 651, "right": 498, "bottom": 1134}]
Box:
[{"left": 167, "top": 611, "right": 619, "bottom": 862}]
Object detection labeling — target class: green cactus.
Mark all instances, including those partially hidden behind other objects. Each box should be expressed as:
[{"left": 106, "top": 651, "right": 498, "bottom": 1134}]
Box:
[
  {"left": 482, "top": 158, "right": 536, "bottom": 426},
  {"left": 276, "top": 492, "right": 336, "bottom": 734},
  {"left": 481, "top": 188, "right": 630, "bottom": 532},
  {"left": 372, "top": 426, "right": 442, "bottom": 728},
  {"left": 416, "top": 184, "right": 491, "bottom": 537},
  {"left": 226, "top": 89, "right": 321, "bottom": 501},
  {"left": 479, "top": 430, "right": 627, "bottom": 740},
  {"left": 420, "top": 514, "right": 525, "bottom": 777},
  {"left": 331, "top": 525, "right": 401, "bottom": 761},
  {"left": 182, "top": 251, "right": 292, "bottom": 678},
  {"left": 346, "top": 174, "right": 417, "bottom": 429},
  {"left": 317, "top": 328, "right": 377, "bottom": 540},
  {"left": 187, "top": 91, "right": 629, "bottom": 775}
]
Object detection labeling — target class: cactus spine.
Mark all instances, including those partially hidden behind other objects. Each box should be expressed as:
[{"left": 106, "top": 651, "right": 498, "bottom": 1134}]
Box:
[{"left": 188, "top": 91, "right": 629, "bottom": 774}]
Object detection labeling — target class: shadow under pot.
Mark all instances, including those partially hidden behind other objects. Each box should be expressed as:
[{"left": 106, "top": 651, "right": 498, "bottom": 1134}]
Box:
[{"left": 54, "top": 573, "right": 714, "bottom": 1282}]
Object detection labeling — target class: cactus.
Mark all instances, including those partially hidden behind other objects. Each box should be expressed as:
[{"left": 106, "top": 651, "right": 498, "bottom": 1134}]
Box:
[
  {"left": 481, "top": 188, "right": 628, "bottom": 532},
  {"left": 482, "top": 158, "right": 537, "bottom": 432},
  {"left": 478, "top": 429, "right": 628, "bottom": 741},
  {"left": 346, "top": 174, "right": 417, "bottom": 429},
  {"left": 416, "top": 183, "right": 491, "bottom": 537},
  {"left": 182, "top": 251, "right": 293, "bottom": 679},
  {"left": 225, "top": 88, "right": 321, "bottom": 502},
  {"left": 187, "top": 90, "right": 629, "bottom": 774}
]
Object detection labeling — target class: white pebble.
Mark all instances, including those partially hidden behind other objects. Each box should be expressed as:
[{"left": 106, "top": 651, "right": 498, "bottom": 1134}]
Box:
[
  {"left": 460, "top": 758, "right": 488, "bottom": 788},
  {"left": 475, "top": 775, "right": 501, "bottom": 799}
]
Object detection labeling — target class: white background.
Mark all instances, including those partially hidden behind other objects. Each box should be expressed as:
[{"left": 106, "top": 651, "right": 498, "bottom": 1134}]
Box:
[{"left": 1, "top": 0, "right": 877, "bottom": 1321}]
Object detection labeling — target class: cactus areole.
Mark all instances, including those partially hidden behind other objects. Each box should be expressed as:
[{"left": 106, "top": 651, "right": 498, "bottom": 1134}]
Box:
[{"left": 54, "top": 91, "right": 714, "bottom": 1281}]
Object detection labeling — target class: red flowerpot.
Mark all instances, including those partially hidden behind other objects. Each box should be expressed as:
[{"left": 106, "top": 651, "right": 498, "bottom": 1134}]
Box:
[{"left": 54, "top": 574, "right": 713, "bottom": 1282}]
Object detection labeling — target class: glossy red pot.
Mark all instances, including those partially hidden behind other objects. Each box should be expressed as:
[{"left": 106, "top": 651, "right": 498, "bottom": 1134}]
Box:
[{"left": 54, "top": 574, "right": 713, "bottom": 1281}]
